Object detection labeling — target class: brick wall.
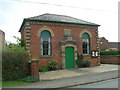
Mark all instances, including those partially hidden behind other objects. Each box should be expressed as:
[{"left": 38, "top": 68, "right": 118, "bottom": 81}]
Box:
[
  {"left": 31, "top": 60, "right": 39, "bottom": 81},
  {"left": 21, "top": 22, "right": 100, "bottom": 68},
  {"left": 99, "top": 37, "right": 112, "bottom": 50},
  {"left": 100, "top": 55, "right": 120, "bottom": 64},
  {"left": 83, "top": 56, "right": 100, "bottom": 66}
]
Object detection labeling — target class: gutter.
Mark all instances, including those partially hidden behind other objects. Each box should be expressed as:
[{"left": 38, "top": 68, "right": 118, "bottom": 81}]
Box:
[{"left": 19, "top": 19, "right": 100, "bottom": 32}]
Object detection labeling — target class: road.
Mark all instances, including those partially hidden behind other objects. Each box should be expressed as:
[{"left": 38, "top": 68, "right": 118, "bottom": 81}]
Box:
[
  {"left": 3, "top": 70, "right": 118, "bottom": 88},
  {"left": 70, "top": 78, "right": 119, "bottom": 88}
]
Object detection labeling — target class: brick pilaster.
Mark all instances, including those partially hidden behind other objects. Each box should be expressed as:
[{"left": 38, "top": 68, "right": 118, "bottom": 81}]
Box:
[
  {"left": 25, "top": 22, "right": 31, "bottom": 55},
  {"left": 31, "top": 60, "right": 40, "bottom": 81},
  {"left": 96, "top": 28, "right": 100, "bottom": 65}
]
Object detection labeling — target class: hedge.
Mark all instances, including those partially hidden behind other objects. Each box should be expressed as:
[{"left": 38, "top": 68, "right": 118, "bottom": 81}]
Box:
[
  {"left": 100, "top": 50, "right": 120, "bottom": 56},
  {"left": 2, "top": 52, "right": 31, "bottom": 81}
]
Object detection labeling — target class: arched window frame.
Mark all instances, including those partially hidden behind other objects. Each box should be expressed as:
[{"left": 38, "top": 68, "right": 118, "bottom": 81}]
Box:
[
  {"left": 40, "top": 30, "right": 52, "bottom": 56},
  {"left": 82, "top": 33, "right": 90, "bottom": 55}
]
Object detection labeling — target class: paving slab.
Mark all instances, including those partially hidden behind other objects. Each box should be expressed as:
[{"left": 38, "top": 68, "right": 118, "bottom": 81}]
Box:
[{"left": 40, "top": 64, "right": 118, "bottom": 80}]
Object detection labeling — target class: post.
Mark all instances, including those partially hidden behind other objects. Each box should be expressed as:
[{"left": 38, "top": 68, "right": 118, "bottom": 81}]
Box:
[{"left": 31, "top": 60, "right": 40, "bottom": 81}]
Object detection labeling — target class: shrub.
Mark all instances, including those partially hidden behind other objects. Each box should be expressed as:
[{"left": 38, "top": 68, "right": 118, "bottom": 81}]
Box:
[
  {"left": 39, "top": 66, "right": 48, "bottom": 72},
  {"left": 83, "top": 61, "right": 91, "bottom": 67},
  {"left": 56, "top": 64, "right": 62, "bottom": 70},
  {"left": 47, "top": 61, "right": 59, "bottom": 71},
  {"left": 75, "top": 54, "right": 91, "bottom": 68},
  {"left": 75, "top": 59, "right": 83, "bottom": 68},
  {"left": 75, "top": 54, "right": 84, "bottom": 68},
  {"left": 3, "top": 43, "right": 25, "bottom": 52},
  {"left": 77, "top": 54, "right": 84, "bottom": 60},
  {"left": 2, "top": 52, "right": 31, "bottom": 81},
  {"left": 100, "top": 51, "right": 120, "bottom": 56},
  {"left": 101, "top": 48, "right": 107, "bottom": 51},
  {"left": 20, "top": 76, "right": 35, "bottom": 82}
]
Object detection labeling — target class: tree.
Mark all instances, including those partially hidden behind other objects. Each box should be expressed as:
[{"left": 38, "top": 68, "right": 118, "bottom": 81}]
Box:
[
  {"left": 3, "top": 36, "right": 26, "bottom": 52},
  {"left": 13, "top": 36, "right": 26, "bottom": 50}
]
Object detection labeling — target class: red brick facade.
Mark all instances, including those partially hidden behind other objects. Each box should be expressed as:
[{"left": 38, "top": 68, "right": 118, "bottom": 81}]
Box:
[
  {"left": 20, "top": 14, "right": 100, "bottom": 69},
  {"left": 100, "top": 56, "right": 120, "bottom": 64},
  {"left": 99, "top": 37, "right": 112, "bottom": 50}
]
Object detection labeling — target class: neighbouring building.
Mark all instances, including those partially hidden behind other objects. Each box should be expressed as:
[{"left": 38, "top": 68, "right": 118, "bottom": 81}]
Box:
[
  {"left": 109, "top": 42, "right": 120, "bottom": 50},
  {"left": 19, "top": 13, "right": 100, "bottom": 69},
  {"left": 99, "top": 37, "right": 112, "bottom": 50},
  {"left": 0, "top": 30, "right": 5, "bottom": 49}
]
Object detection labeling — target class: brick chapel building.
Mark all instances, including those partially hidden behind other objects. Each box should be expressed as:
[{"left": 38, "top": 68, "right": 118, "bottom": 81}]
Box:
[{"left": 19, "top": 13, "right": 100, "bottom": 69}]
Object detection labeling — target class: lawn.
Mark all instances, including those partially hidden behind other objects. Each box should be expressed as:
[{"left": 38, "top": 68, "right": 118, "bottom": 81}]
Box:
[
  {"left": 2, "top": 81, "right": 33, "bottom": 87},
  {"left": 0, "top": 81, "right": 1, "bottom": 87}
]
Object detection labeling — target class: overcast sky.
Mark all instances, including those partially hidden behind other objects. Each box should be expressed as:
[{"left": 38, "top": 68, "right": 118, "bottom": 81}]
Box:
[{"left": 0, "top": 0, "right": 119, "bottom": 43}]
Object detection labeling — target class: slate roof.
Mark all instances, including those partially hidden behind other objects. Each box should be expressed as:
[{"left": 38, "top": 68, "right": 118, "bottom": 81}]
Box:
[{"left": 19, "top": 13, "right": 100, "bottom": 32}]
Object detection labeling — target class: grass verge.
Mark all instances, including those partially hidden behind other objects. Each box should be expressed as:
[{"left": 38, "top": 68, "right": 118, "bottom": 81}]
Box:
[{"left": 2, "top": 81, "right": 34, "bottom": 87}]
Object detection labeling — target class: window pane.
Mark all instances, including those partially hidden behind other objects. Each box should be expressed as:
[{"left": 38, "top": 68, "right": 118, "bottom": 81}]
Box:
[
  {"left": 43, "top": 41, "right": 49, "bottom": 55},
  {"left": 40, "top": 30, "right": 51, "bottom": 56},
  {"left": 82, "top": 33, "right": 90, "bottom": 54}
]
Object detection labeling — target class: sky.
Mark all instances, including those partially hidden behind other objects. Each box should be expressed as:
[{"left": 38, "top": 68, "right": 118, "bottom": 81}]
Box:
[{"left": 0, "top": 0, "right": 119, "bottom": 43}]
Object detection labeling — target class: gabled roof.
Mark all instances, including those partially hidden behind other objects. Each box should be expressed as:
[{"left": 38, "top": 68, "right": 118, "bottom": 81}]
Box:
[
  {"left": 19, "top": 13, "right": 100, "bottom": 32},
  {"left": 99, "top": 37, "right": 108, "bottom": 41}
]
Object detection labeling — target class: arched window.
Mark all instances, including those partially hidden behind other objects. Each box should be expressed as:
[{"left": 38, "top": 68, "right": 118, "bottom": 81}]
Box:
[
  {"left": 82, "top": 33, "right": 90, "bottom": 55},
  {"left": 40, "top": 30, "right": 51, "bottom": 56}
]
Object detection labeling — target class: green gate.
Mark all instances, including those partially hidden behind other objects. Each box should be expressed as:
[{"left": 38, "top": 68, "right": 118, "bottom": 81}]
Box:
[{"left": 65, "top": 47, "right": 75, "bottom": 69}]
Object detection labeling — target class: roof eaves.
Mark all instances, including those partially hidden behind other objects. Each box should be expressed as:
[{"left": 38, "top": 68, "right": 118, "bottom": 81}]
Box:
[
  {"left": 25, "top": 19, "right": 100, "bottom": 26},
  {"left": 19, "top": 18, "right": 100, "bottom": 32},
  {"left": 19, "top": 19, "right": 26, "bottom": 32}
]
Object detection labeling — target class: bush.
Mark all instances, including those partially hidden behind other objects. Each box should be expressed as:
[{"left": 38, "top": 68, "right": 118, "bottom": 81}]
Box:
[
  {"left": 2, "top": 52, "right": 31, "bottom": 81},
  {"left": 83, "top": 61, "right": 91, "bottom": 67},
  {"left": 101, "top": 48, "right": 107, "bottom": 51},
  {"left": 100, "top": 51, "right": 120, "bottom": 56},
  {"left": 75, "top": 54, "right": 91, "bottom": 68},
  {"left": 39, "top": 66, "right": 48, "bottom": 72},
  {"left": 75, "top": 54, "right": 84, "bottom": 68},
  {"left": 20, "top": 76, "right": 35, "bottom": 82},
  {"left": 47, "top": 61, "right": 59, "bottom": 71},
  {"left": 3, "top": 43, "right": 25, "bottom": 52},
  {"left": 75, "top": 60, "right": 83, "bottom": 68}
]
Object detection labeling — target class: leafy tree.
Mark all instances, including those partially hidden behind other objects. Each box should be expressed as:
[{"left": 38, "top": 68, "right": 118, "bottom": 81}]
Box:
[
  {"left": 13, "top": 36, "right": 26, "bottom": 49},
  {"left": 3, "top": 36, "right": 26, "bottom": 52}
]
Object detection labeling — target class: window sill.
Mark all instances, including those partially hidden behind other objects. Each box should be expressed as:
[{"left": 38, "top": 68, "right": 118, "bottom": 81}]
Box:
[
  {"left": 83, "top": 54, "right": 91, "bottom": 56},
  {"left": 40, "top": 55, "right": 53, "bottom": 58}
]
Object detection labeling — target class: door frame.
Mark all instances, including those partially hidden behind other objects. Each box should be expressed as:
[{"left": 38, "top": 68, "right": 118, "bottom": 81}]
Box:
[
  {"left": 61, "top": 44, "right": 77, "bottom": 69},
  {"left": 65, "top": 46, "right": 75, "bottom": 68}
]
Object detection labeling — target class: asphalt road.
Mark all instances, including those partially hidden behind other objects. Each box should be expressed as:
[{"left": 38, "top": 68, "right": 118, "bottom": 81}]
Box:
[
  {"left": 70, "top": 78, "right": 119, "bottom": 88},
  {"left": 3, "top": 70, "right": 119, "bottom": 89}
]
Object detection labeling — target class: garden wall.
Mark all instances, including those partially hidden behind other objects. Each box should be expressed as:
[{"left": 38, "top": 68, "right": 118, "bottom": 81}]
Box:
[{"left": 100, "top": 55, "right": 120, "bottom": 64}]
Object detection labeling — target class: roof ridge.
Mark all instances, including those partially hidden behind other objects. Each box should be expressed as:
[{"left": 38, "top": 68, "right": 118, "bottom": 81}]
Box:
[{"left": 37, "top": 13, "right": 95, "bottom": 24}]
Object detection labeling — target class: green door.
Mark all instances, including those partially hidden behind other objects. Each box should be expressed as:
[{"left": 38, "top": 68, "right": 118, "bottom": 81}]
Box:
[{"left": 65, "top": 47, "right": 74, "bottom": 69}]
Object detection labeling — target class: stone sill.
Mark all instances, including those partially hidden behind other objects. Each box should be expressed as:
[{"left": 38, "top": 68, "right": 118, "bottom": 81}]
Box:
[
  {"left": 83, "top": 54, "right": 91, "bottom": 56},
  {"left": 40, "top": 56, "right": 53, "bottom": 58}
]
